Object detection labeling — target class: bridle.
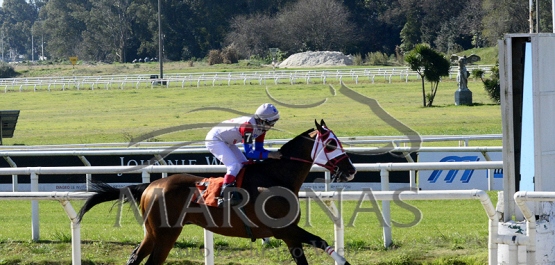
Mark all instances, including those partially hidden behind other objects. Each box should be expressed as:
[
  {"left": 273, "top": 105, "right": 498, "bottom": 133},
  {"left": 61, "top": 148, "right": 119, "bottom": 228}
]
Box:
[{"left": 283, "top": 127, "right": 351, "bottom": 182}]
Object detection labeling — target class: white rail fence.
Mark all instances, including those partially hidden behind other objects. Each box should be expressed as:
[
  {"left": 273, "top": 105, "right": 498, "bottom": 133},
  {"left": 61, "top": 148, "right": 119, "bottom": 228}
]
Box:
[
  {"left": 0, "top": 161, "right": 503, "bottom": 265},
  {"left": 2, "top": 66, "right": 492, "bottom": 92},
  {"left": 0, "top": 145, "right": 503, "bottom": 193},
  {"left": 0, "top": 134, "right": 503, "bottom": 151}
]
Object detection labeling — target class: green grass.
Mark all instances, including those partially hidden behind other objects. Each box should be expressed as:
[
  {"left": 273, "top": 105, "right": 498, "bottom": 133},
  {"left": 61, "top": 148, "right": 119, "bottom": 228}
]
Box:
[
  {"left": 0, "top": 76, "right": 501, "bottom": 146},
  {"left": 0, "top": 193, "right": 497, "bottom": 264},
  {"left": 455, "top": 46, "right": 498, "bottom": 65}
]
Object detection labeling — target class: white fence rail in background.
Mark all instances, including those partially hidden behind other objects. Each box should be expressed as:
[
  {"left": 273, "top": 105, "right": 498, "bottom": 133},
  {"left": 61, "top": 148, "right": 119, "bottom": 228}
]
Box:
[
  {"left": 2, "top": 66, "right": 492, "bottom": 92},
  {"left": 0, "top": 161, "right": 503, "bottom": 265},
  {"left": 0, "top": 134, "right": 503, "bottom": 150}
]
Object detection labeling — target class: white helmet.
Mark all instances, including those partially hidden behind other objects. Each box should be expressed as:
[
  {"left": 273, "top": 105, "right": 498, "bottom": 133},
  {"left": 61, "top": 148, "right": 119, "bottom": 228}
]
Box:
[{"left": 254, "top": 103, "right": 280, "bottom": 123}]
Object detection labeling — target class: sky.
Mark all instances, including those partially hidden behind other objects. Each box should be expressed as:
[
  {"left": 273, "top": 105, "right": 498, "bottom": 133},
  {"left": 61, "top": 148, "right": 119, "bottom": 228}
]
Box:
[{"left": 520, "top": 42, "right": 534, "bottom": 191}]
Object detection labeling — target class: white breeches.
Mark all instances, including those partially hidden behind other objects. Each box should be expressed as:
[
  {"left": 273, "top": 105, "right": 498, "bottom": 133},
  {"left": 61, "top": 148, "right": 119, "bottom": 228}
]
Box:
[{"left": 205, "top": 140, "right": 247, "bottom": 176}]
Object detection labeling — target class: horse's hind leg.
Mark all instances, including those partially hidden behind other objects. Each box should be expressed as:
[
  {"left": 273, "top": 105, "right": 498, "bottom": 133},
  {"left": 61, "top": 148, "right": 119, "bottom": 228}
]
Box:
[
  {"left": 143, "top": 227, "right": 183, "bottom": 265},
  {"left": 126, "top": 232, "right": 156, "bottom": 265}
]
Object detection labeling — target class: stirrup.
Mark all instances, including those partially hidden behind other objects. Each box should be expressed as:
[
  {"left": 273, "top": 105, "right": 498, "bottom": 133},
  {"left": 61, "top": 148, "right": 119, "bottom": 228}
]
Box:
[
  {"left": 218, "top": 191, "right": 241, "bottom": 208},
  {"left": 217, "top": 192, "right": 241, "bottom": 208},
  {"left": 219, "top": 182, "right": 236, "bottom": 197}
]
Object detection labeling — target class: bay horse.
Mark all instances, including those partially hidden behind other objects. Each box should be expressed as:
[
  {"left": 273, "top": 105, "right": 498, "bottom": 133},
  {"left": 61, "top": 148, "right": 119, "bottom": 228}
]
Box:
[{"left": 77, "top": 119, "right": 357, "bottom": 265}]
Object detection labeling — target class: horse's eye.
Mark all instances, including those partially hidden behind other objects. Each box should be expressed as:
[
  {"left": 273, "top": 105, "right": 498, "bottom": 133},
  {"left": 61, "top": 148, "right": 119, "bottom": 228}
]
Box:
[{"left": 325, "top": 139, "right": 338, "bottom": 153}]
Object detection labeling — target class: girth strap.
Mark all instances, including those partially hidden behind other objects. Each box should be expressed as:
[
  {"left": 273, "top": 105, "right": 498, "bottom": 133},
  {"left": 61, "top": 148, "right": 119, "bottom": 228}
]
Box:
[{"left": 239, "top": 206, "right": 256, "bottom": 242}]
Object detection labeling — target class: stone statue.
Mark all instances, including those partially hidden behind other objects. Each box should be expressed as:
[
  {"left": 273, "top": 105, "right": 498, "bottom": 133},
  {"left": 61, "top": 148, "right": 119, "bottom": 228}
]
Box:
[
  {"left": 450, "top": 54, "right": 480, "bottom": 105},
  {"left": 450, "top": 54, "right": 481, "bottom": 90}
]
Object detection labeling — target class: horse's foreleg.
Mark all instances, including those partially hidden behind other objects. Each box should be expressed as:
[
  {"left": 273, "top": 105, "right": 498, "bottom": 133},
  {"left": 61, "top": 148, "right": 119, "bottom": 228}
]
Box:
[
  {"left": 276, "top": 226, "right": 350, "bottom": 265},
  {"left": 282, "top": 238, "right": 309, "bottom": 265}
]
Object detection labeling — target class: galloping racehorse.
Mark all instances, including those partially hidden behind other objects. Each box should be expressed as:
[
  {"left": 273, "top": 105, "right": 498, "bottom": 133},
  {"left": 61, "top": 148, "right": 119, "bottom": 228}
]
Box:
[{"left": 77, "top": 120, "right": 357, "bottom": 265}]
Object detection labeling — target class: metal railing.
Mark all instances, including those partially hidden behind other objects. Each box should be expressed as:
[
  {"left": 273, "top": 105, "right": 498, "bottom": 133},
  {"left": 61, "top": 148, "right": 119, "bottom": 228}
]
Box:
[
  {"left": 2, "top": 66, "right": 493, "bottom": 92},
  {"left": 0, "top": 134, "right": 502, "bottom": 151},
  {"left": 0, "top": 160, "right": 503, "bottom": 265}
]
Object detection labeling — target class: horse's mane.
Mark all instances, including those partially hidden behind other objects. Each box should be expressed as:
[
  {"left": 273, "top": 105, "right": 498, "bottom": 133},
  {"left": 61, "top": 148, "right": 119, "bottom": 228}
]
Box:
[
  {"left": 278, "top": 128, "right": 315, "bottom": 157},
  {"left": 252, "top": 128, "right": 314, "bottom": 169}
]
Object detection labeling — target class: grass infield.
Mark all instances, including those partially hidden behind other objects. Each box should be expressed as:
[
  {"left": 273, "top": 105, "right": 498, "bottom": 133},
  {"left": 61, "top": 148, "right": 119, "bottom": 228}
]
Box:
[{"left": 0, "top": 72, "right": 501, "bottom": 146}]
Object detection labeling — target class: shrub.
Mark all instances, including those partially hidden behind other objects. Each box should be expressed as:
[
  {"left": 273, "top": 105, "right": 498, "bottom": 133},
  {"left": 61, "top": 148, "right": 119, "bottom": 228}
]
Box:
[
  {"left": 471, "top": 68, "right": 484, "bottom": 80},
  {"left": 0, "top": 63, "right": 18, "bottom": 78},
  {"left": 353, "top": 53, "right": 363, "bottom": 66},
  {"left": 482, "top": 64, "right": 500, "bottom": 104},
  {"left": 207, "top": 50, "right": 223, "bottom": 65},
  {"left": 221, "top": 45, "right": 239, "bottom": 64},
  {"left": 366, "top": 52, "right": 389, "bottom": 66}
]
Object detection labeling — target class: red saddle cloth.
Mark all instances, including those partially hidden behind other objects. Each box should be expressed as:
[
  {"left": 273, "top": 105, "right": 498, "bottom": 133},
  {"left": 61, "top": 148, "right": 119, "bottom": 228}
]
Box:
[{"left": 192, "top": 169, "right": 245, "bottom": 207}]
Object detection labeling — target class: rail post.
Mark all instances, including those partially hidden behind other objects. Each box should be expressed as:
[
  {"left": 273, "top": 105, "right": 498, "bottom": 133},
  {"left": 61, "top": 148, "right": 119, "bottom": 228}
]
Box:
[
  {"left": 204, "top": 229, "right": 214, "bottom": 265},
  {"left": 380, "top": 167, "right": 392, "bottom": 248},
  {"left": 31, "top": 171, "right": 40, "bottom": 241},
  {"left": 142, "top": 170, "right": 151, "bottom": 183},
  {"left": 60, "top": 200, "right": 81, "bottom": 265}
]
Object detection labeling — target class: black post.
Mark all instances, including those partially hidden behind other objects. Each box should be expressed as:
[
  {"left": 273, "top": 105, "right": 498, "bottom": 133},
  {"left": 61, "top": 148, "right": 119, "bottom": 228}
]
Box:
[{"left": 0, "top": 116, "right": 3, "bottom": 145}]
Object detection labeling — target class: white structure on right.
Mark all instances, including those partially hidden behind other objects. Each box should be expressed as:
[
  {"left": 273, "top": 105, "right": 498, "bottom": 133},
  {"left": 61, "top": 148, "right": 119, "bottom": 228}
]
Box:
[{"left": 499, "top": 33, "right": 555, "bottom": 264}]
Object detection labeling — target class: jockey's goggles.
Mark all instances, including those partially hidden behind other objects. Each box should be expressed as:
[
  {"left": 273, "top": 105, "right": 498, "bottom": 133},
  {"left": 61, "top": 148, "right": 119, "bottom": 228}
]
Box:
[{"left": 262, "top": 118, "right": 278, "bottom": 126}]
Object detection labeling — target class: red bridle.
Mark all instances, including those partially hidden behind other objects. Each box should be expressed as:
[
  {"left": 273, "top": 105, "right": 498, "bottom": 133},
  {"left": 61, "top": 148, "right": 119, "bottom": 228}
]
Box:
[{"left": 285, "top": 127, "right": 350, "bottom": 178}]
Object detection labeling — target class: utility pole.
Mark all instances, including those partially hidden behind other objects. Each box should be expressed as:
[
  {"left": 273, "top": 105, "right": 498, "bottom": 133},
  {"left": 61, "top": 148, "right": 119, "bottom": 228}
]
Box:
[
  {"left": 41, "top": 33, "right": 44, "bottom": 60},
  {"left": 158, "top": 0, "right": 163, "bottom": 79}
]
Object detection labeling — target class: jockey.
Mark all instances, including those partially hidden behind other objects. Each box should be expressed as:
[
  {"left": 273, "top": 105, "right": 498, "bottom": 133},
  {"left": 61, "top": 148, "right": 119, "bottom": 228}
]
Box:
[{"left": 205, "top": 103, "right": 282, "bottom": 206}]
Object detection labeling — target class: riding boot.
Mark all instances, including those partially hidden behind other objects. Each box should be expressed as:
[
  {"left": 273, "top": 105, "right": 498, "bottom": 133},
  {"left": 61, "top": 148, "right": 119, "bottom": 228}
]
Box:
[{"left": 218, "top": 174, "right": 240, "bottom": 208}]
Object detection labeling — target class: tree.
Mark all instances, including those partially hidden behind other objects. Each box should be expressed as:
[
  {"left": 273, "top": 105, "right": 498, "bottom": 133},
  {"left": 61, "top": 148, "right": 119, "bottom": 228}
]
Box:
[
  {"left": 79, "top": 0, "right": 134, "bottom": 62},
  {"left": 399, "top": 13, "right": 420, "bottom": 52},
  {"left": 1, "top": 0, "right": 38, "bottom": 60},
  {"left": 224, "top": 14, "right": 277, "bottom": 59},
  {"left": 405, "top": 44, "right": 451, "bottom": 107},
  {"left": 275, "top": 0, "right": 357, "bottom": 53},
  {"left": 538, "top": 0, "right": 554, "bottom": 32},
  {"left": 225, "top": 0, "right": 357, "bottom": 57},
  {"left": 40, "top": 0, "right": 88, "bottom": 60},
  {"left": 482, "top": 0, "right": 528, "bottom": 45},
  {"left": 345, "top": 0, "right": 401, "bottom": 55}
]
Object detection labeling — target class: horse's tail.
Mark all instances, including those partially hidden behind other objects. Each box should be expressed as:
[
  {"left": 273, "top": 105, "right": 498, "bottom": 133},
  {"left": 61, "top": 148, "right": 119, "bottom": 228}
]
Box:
[{"left": 76, "top": 181, "right": 149, "bottom": 223}]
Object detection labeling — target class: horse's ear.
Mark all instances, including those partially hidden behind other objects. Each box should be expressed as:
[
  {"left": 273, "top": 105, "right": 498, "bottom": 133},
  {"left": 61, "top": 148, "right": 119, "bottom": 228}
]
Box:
[
  {"left": 320, "top": 119, "right": 327, "bottom": 128},
  {"left": 315, "top": 119, "right": 323, "bottom": 132}
]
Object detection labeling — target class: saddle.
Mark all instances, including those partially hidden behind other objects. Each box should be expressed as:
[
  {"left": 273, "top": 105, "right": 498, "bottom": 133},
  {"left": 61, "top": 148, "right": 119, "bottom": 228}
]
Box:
[{"left": 192, "top": 168, "right": 246, "bottom": 207}]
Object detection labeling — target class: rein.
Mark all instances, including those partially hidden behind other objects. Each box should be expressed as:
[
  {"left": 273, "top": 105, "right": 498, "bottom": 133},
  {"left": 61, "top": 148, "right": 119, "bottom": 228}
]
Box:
[{"left": 282, "top": 155, "right": 347, "bottom": 182}]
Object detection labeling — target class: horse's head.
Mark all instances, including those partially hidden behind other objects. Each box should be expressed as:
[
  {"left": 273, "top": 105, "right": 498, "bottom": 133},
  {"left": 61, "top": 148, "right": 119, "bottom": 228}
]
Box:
[{"left": 310, "top": 119, "right": 357, "bottom": 182}]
